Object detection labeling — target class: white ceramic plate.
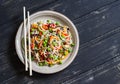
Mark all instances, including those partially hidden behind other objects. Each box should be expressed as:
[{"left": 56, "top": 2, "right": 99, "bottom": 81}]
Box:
[{"left": 15, "top": 10, "right": 79, "bottom": 74}]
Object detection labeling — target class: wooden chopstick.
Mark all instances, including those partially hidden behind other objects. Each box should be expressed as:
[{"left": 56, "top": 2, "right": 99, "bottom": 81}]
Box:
[
  {"left": 27, "top": 11, "right": 32, "bottom": 76},
  {"left": 23, "top": 6, "right": 28, "bottom": 71}
]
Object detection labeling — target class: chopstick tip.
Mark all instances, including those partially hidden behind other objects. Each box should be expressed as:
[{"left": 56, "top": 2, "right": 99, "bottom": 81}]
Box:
[{"left": 27, "top": 11, "right": 30, "bottom": 14}]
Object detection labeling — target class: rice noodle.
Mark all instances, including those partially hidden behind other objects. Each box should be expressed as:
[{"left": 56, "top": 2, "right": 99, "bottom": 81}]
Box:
[{"left": 23, "top": 20, "right": 75, "bottom": 66}]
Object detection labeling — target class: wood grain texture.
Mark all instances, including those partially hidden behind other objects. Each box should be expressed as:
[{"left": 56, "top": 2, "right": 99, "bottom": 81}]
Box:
[{"left": 1, "top": 0, "right": 120, "bottom": 84}]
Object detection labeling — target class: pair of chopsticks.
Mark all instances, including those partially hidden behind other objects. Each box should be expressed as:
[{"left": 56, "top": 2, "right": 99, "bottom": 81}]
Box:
[{"left": 23, "top": 6, "right": 32, "bottom": 76}]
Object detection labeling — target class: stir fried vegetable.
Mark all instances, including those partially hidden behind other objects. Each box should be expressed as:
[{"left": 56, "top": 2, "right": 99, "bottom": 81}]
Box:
[{"left": 22, "top": 20, "right": 75, "bottom": 67}]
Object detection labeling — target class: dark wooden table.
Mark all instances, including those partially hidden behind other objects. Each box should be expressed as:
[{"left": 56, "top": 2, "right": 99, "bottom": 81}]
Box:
[{"left": 1, "top": 0, "right": 120, "bottom": 84}]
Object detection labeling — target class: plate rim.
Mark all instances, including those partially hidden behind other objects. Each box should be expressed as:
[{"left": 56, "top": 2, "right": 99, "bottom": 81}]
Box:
[{"left": 15, "top": 10, "right": 80, "bottom": 74}]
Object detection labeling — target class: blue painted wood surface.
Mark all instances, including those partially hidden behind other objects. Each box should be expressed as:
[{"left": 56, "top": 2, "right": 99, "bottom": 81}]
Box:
[{"left": 1, "top": 0, "right": 120, "bottom": 84}]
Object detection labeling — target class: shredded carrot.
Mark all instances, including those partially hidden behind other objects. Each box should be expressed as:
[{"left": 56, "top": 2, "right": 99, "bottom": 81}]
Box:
[
  {"left": 49, "top": 36, "right": 53, "bottom": 42},
  {"left": 63, "top": 33, "right": 69, "bottom": 36},
  {"left": 38, "top": 41, "right": 43, "bottom": 49},
  {"left": 31, "top": 43, "right": 35, "bottom": 50},
  {"left": 39, "top": 31, "right": 42, "bottom": 36},
  {"left": 57, "top": 46, "right": 62, "bottom": 50},
  {"left": 31, "top": 37, "right": 35, "bottom": 43}
]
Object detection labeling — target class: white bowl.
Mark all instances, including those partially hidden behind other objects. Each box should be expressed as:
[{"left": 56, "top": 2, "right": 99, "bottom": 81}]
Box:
[{"left": 15, "top": 10, "right": 79, "bottom": 74}]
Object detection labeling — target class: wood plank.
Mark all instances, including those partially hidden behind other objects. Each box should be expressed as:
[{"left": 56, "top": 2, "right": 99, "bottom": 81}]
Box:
[
  {"left": 59, "top": 56, "right": 120, "bottom": 84},
  {"left": 76, "top": 0, "right": 120, "bottom": 44},
  {"left": 0, "top": 0, "right": 117, "bottom": 25},
  {"left": 52, "top": 28, "right": 120, "bottom": 83},
  {"left": 0, "top": 0, "right": 119, "bottom": 52},
  {"left": 2, "top": 51, "right": 120, "bottom": 84},
  {"left": 2, "top": 24, "right": 120, "bottom": 84},
  {"left": 0, "top": 49, "right": 24, "bottom": 83},
  {"left": 46, "top": 0, "right": 118, "bottom": 20},
  {"left": 0, "top": 0, "right": 57, "bottom": 25}
]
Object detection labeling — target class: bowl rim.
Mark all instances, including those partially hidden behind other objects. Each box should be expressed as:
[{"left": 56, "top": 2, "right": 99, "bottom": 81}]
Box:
[{"left": 15, "top": 10, "right": 79, "bottom": 74}]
